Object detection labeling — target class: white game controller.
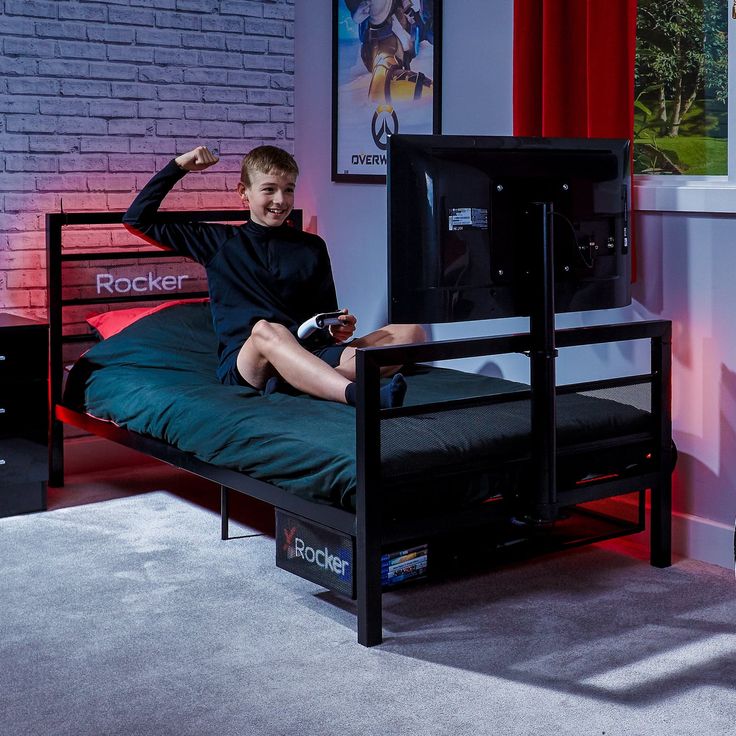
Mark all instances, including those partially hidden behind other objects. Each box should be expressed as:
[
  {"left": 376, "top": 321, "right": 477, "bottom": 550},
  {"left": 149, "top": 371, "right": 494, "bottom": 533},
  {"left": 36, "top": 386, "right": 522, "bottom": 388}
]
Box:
[{"left": 297, "top": 310, "right": 344, "bottom": 339}]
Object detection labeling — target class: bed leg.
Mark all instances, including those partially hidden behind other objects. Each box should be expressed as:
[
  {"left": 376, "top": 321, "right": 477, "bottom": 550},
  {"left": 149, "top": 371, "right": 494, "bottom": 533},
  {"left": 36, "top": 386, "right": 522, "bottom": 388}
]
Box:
[
  {"left": 48, "top": 417, "right": 65, "bottom": 487},
  {"left": 356, "top": 539, "right": 383, "bottom": 646},
  {"left": 650, "top": 478, "right": 672, "bottom": 568},
  {"left": 354, "top": 350, "right": 383, "bottom": 646},
  {"left": 220, "top": 485, "right": 229, "bottom": 540}
]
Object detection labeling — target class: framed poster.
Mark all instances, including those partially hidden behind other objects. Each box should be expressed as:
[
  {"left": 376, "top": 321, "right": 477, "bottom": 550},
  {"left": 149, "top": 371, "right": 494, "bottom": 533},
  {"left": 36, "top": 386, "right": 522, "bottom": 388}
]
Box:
[{"left": 332, "top": 0, "right": 442, "bottom": 183}]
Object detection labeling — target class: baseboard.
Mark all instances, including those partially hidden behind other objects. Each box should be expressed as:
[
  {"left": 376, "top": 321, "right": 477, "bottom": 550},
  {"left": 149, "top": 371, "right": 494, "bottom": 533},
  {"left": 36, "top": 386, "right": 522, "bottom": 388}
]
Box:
[
  {"left": 594, "top": 495, "right": 732, "bottom": 571},
  {"left": 672, "top": 510, "right": 733, "bottom": 571}
]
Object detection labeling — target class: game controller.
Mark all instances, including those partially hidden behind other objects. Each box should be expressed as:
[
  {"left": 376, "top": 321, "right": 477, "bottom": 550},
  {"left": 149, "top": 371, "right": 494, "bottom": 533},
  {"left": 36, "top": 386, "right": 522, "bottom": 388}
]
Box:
[{"left": 297, "top": 311, "right": 344, "bottom": 339}]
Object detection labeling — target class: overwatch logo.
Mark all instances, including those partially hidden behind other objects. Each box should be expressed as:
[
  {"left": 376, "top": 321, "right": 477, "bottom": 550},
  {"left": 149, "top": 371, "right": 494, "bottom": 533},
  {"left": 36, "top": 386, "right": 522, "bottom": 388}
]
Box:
[
  {"left": 371, "top": 104, "right": 399, "bottom": 150},
  {"left": 349, "top": 105, "right": 398, "bottom": 167}
]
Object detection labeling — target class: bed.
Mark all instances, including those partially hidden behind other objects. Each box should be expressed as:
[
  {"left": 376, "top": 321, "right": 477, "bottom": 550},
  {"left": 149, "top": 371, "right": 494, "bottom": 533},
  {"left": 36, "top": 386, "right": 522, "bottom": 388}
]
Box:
[{"left": 47, "top": 210, "right": 674, "bottom": 646}]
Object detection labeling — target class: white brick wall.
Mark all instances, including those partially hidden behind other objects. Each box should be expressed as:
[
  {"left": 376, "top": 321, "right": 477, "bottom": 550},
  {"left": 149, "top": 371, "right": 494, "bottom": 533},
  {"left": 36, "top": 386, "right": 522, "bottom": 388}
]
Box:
[{"left": 0, "top": 0, "right": 295, "bottom": 319}]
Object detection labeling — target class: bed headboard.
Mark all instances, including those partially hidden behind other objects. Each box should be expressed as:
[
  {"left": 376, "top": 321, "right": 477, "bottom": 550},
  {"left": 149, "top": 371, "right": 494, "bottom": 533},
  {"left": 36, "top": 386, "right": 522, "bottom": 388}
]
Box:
[{"left": 45, "top": 208, "right": 303, "bottom": 465}]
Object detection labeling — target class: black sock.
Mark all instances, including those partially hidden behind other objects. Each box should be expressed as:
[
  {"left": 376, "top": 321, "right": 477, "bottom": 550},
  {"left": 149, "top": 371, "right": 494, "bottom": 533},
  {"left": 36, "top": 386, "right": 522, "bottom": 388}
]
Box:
[
  {"left": 263, "top": 377, "right": 279, "bottom": 396},
  {"left": 344, "top": 381, "right": 357, "bottom": 406},
  {"left": 263, "top": 376, "right": 299, "bottom": 396},
  {"left": 344, "top": 373, "right": 407, "bottom": 409},
  {"left": 384, "top": 373, "right": 407, "bottom": 408}
]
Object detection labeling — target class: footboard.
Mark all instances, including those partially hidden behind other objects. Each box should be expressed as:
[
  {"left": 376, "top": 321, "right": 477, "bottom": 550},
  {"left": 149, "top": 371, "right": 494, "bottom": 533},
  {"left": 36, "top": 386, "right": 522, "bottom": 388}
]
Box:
[{"left": 353, "top": 321, "right": 672, "bottom": 645}]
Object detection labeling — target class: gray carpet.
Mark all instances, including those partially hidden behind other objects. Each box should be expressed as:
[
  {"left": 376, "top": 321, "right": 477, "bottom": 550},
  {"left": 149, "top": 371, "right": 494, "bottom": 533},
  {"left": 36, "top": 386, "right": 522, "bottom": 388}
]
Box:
[{"left": 1, "top": 492, "right": 735, "bottom": 736}]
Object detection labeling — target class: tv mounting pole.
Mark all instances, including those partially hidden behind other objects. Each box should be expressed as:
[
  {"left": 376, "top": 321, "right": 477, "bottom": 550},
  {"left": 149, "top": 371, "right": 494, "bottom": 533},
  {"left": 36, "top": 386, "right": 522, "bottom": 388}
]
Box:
[{"left": 528, "top": 201, "right": 558, "bottom": 522}]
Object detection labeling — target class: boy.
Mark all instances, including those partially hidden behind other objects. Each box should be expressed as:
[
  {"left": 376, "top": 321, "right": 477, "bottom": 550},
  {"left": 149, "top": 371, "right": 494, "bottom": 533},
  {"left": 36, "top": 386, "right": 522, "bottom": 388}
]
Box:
[{"left": 123, "top": 145, "right": 425, "bottom": 407}]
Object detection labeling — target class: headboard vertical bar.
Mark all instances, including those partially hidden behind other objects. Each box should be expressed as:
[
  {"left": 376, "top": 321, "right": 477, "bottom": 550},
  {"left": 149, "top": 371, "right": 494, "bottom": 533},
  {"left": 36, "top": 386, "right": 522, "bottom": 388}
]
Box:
[{"left": 46, "top": 213, "right": 65, "bottom": 487}]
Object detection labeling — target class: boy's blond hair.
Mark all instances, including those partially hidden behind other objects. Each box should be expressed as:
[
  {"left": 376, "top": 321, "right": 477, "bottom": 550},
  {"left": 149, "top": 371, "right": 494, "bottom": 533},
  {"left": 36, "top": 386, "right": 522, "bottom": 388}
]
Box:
[{"left": 240, "top": 145, "right": 299, "bottom": 187}]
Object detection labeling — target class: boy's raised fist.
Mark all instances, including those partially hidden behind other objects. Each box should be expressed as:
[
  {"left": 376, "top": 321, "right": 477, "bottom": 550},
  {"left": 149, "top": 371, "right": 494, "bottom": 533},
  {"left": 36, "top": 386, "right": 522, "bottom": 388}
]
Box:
[{"left": 174, "top": 146, "right": 219, "bottom": 172}]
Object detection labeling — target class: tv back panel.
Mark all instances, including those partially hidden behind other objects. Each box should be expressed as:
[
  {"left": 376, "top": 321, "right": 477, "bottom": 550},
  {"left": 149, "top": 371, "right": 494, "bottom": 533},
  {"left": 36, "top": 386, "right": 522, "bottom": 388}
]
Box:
[{"left": 388, "top": 135, "right": 631, "bottom": 324}]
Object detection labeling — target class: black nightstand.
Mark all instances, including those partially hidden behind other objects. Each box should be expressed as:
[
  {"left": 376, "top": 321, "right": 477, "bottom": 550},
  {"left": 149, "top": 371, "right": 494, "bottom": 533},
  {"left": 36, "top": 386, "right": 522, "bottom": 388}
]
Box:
[{"left": 0, "top": 313, "right": 49, "bottom": 516}]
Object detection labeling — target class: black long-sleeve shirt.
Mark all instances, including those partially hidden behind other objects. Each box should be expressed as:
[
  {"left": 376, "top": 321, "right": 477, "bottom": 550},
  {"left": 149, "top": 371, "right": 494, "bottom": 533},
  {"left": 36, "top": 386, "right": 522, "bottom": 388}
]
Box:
[{"left": 122, "top": 160, "right": 339, "bottom": 384}]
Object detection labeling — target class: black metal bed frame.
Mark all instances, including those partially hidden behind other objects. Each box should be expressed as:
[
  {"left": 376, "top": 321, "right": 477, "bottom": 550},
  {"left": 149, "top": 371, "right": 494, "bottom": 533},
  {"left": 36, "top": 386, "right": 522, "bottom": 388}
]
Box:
[{"left": 46, "top": 210, "right": 673, "bottom": 647}]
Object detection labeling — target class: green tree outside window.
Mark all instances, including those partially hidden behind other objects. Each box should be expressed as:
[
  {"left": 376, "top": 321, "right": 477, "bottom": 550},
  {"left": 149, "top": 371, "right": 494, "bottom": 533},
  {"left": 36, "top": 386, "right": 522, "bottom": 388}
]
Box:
[{"left": 635, "top": 0, "right": 728, "bottom": 174}]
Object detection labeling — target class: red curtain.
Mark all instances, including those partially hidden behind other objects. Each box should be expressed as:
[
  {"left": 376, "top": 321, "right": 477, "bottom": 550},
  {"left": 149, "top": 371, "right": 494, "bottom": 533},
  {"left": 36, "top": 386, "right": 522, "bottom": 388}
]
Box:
[
  {"left": 513, "top": 0, "right": 637, "bottom": 138},
  {"left": 513, "top": 0, "right": 638, "bottom": 277}
]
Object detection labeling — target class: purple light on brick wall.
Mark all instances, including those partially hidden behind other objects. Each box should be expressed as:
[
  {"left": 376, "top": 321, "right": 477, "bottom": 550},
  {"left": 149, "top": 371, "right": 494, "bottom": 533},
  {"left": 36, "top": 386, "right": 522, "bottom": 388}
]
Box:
[{"left": 0, "top": 0, "right": 295, "bottom": 319}]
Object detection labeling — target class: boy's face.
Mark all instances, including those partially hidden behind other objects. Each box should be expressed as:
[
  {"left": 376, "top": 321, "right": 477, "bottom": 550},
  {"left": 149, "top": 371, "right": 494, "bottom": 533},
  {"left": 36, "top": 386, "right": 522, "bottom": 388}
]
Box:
[{"left": 238, "top": 169, "right": 296, "bottom": 228}]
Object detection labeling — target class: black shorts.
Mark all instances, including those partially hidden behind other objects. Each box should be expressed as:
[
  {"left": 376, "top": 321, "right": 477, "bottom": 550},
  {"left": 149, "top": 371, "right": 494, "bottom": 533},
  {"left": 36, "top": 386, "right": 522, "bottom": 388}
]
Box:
[
  {"left": 223, "top": 343, "right": 348, "bottom": 388},
  {"left": 311, "top": 344, "right": 348, "bottom": 368}
]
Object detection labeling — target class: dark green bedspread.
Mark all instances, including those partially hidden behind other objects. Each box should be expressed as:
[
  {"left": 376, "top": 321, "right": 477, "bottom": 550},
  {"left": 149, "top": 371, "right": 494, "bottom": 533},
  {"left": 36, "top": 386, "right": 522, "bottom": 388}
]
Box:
[{"left": 64, "top": 303, "right": 651, "bottom": 511}]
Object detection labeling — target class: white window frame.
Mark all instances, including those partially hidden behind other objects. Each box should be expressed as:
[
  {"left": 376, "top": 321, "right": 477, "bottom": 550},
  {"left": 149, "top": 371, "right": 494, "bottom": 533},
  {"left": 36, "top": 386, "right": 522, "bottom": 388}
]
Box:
[{"left": 634, "top": 13, "right": 735, "bottom": 214}]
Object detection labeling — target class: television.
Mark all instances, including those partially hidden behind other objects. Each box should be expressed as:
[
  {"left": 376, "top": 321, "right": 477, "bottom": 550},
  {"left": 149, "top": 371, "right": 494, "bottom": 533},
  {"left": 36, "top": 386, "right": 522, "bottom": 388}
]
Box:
[{"left": 387, "top": 135, "right": 631, "bottom": 324}]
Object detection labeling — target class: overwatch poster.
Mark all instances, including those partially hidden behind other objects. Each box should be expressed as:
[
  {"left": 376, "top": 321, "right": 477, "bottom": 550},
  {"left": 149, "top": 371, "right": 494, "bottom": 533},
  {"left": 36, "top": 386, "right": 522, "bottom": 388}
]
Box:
[{"left": 333, "top": 0, "right": 439, "bottom": 181}]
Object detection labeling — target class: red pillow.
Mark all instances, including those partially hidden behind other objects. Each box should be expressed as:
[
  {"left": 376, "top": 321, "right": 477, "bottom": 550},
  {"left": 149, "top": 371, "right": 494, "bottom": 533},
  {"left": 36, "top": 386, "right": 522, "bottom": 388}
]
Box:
[{"left": 86, "top": 298, "right": 209, "bottom": 339}]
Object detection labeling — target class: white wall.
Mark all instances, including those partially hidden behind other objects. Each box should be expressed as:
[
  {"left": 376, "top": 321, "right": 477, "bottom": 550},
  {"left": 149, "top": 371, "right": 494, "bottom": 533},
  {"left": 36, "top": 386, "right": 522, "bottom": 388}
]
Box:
[
  {"left": 294, "top": 0, "right": 733, "bottom": 568},
  {"left": 294, "top": 0, "right": 515, "bottom": 335},
  {"left": 635, "top": 208, "right": 736, "bottom": 566}
]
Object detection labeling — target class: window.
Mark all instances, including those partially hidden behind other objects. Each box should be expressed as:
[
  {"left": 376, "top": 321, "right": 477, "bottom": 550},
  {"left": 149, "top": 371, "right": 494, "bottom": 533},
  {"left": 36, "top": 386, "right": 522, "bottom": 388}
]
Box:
[{"left": 634, "top": 0, "right": 728, "bottom": 176}]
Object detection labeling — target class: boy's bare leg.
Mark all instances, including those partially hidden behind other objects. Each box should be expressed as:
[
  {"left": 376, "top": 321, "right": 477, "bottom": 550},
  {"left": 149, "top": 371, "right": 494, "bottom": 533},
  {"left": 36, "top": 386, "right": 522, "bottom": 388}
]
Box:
[
  {"left": 237, "top": 320, "right": 351, "bottom": 403},
  {"left": 335, "top": 323, "right": 426, "bottom": 380}
]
